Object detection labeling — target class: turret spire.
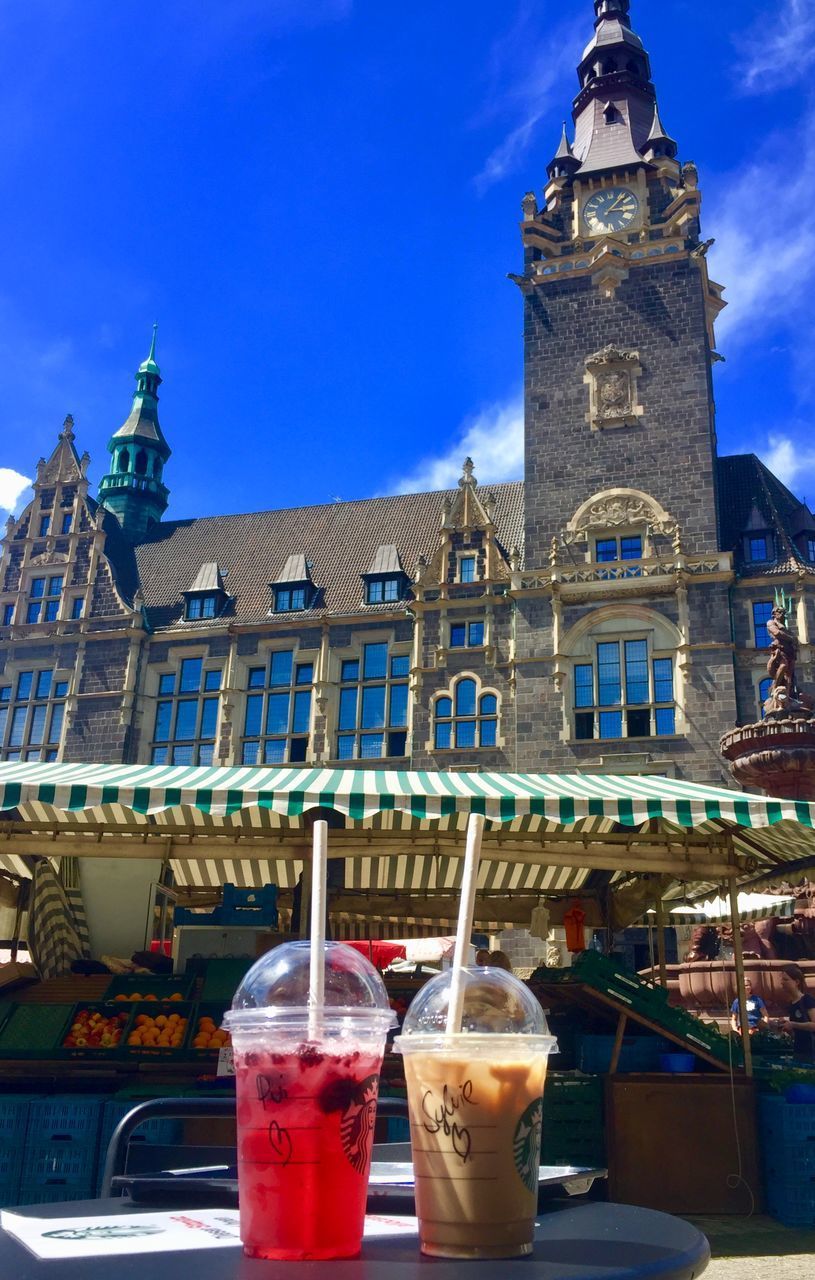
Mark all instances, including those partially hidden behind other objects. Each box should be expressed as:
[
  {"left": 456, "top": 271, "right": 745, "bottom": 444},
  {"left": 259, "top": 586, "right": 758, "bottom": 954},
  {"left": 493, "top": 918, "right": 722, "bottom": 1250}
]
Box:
[
  {"left": 547, "top": 122, "right": 580, "bottom": 180},
  {"left": 594, "top": 0, "right": 631, "bottom": 23},
  {"left": 97, "top": 330, "right": 171, "bottom": 539}
]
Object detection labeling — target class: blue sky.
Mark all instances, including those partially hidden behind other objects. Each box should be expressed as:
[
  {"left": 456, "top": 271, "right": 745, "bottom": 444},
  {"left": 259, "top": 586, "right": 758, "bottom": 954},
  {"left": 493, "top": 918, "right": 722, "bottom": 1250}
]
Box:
[{"left": 1, "top": 0, "right": 814, "bottom": 520}]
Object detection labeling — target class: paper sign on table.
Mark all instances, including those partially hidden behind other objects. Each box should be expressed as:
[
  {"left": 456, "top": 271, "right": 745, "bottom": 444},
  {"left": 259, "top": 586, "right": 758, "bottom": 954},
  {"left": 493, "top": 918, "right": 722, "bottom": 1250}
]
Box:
[
  {"left": 216, "top": 1045, "right": 235, "bottom": 1076},
  {"left": 0, "top": 1209, "right": 418, "bottom": 1260}
]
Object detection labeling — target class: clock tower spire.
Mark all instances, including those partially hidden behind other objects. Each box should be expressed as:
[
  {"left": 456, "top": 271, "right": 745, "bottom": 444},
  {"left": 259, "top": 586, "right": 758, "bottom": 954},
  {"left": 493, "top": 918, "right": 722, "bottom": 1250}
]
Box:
[{"left": 518, "top": 0, "right": 726, "bottom": 571}]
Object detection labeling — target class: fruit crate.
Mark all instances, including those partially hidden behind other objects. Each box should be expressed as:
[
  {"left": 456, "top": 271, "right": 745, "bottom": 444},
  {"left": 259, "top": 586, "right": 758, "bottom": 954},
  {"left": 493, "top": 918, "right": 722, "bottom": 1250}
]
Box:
[
  {"left": 122, "top": 1002, "right": 194, "bottom": 1059},
  {"left": 199, "top": 958, "right": 253, "bottom": 1003},
  {"left": 59, "top": 1003, "right": 133, "bottom": 1058},
  {"left": 187, "top": 1003, "right": 230, "bottom": 1058},
  {"left": 544, "top": 1075, "right": 604, "bottom": 1116},
  {"left": 0, "top": 1003, "right": 72, "bottom": 1058},
  {"left": 27, "top": 1096, "right": 104, "bottom": 1145},
  {"left": 105, "top": 974, "right": 194, "bottom": 1001}
]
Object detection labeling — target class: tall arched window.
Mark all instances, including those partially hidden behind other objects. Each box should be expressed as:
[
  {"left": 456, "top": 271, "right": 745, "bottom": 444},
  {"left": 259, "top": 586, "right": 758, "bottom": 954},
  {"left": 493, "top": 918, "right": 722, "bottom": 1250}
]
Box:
[
  {"left": 118, "top": 449, "right": 130, "bottom": 473},
  {"left": 135, "top": 449, "right": 148, "bottom": 475},
  {"left": 433, "top": 677, "right": 499, "bottom": 750},
  {"left": 566, "top": 610, "right": 680, "bottom": 742}
]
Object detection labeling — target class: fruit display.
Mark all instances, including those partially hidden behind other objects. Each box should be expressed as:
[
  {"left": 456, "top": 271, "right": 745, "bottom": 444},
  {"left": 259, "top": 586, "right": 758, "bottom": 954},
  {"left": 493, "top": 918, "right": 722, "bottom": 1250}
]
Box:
[
  {"left": 62, "top": 1008, "right": 129, "bottom": 1049},
  {"left": 191, "top": 1014, "right": 230, "bottom": 1051},
  {"left": 113, "top": 991, "right": 185, "bottom": 1004},
  {"left": 126, "top": 1011, "right": 188, "bottom": 1049}
]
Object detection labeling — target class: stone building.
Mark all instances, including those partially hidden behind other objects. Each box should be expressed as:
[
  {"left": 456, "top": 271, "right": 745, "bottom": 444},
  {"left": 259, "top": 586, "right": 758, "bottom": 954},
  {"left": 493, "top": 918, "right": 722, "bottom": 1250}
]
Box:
[{"left": 2, "top": 0, "right": 814, "bottom": 797}]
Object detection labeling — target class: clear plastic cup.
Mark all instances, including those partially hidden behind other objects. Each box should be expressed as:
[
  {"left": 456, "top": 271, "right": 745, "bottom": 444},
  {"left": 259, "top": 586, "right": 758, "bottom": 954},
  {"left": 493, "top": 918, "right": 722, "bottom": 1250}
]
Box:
[
  {"left": 223, "top": 940, "right": 396, "bottom": 1260},
  {"left": 394, "top": 967, "right": 557, "bottom": 1260}
]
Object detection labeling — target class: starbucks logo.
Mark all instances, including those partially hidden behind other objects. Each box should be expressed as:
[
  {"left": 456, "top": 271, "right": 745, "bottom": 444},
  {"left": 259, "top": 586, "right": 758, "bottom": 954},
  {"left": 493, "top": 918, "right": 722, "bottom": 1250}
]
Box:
[
  {"left": 513, "top": 1098, "right": 543, "bottom": 1193},
  {"left": 340, "top": 1074, "right": 379, "bottom": 1174}
]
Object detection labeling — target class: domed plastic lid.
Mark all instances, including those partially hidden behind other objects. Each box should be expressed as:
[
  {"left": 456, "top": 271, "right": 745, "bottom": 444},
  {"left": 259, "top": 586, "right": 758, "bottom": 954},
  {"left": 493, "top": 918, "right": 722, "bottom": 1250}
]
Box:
[
  {"left": 399, "top": 967, "right": 556, "bottom": 1043},
  {"left": 223, "top": 940, "right": 396, "bottom": 1032}
]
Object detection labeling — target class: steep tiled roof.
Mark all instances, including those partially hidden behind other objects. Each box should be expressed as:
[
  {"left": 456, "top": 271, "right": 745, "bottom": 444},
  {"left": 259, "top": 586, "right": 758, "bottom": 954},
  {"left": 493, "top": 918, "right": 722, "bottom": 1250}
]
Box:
[
  {"left": 128, "top": 483, "right": 525, "bottom": 632},
  {"left": 717, "top": 454, "right": 815, "bottom": 578}
]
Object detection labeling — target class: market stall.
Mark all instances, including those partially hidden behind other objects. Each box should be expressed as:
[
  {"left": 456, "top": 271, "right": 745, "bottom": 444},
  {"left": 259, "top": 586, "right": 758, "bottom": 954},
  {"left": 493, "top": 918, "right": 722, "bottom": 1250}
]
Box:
[{"left": 0, "top": 761, "right": 814, "bottom": 1212}]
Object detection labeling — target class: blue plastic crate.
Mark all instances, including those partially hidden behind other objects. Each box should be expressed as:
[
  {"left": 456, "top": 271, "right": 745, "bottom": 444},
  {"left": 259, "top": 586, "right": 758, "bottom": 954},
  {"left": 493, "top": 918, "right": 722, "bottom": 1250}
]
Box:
[
  {"left": 23, "top": 1141, "right": 97, "bottom": 1184},
  {"left": 577, "top": 1034, "right": 668, "bottom": 1075},
  {"left": 17, "top": 1176, "right": 94, "bottom": 1205},
  {"left": 26, "top": 1096, "right": 103, "bottom": 1145},
  {"left": 759, "top": 1096, "right": 815, "bottom": 1144},
  {"left": 765, "top": 1173, "right": 815, "bottom": 1228},
  {"left": 0, "top": 1095, "right": 31, "bottom": 1143},
  {"left": 175, "top": 882, "right": 278, "bottom": 927},
  {"left": 0, "top": 1144, "right": 23, "bottom": 1206},
  {"left": 386, "top": 1117, "right": 410, "bottom": 1143},
  {"left": 763, "top": 1139, "right": 815, "bottom": 1179},
  {"left": 99, "top": 1100, "right": 183, "bottom": 1157}
]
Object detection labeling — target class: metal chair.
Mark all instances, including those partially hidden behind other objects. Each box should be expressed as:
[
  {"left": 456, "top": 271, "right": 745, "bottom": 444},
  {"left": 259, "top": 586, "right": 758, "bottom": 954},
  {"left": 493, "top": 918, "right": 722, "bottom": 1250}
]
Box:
[{"left": 99, "top": 1095, "right": 410, "bottom": 1198}]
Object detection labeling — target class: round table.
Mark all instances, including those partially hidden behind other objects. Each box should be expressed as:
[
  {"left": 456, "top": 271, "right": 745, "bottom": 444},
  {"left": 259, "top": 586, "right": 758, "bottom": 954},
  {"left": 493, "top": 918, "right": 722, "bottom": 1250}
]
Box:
[{"left": 0, "top": 1198, "right": 710, "bottom": 1280}]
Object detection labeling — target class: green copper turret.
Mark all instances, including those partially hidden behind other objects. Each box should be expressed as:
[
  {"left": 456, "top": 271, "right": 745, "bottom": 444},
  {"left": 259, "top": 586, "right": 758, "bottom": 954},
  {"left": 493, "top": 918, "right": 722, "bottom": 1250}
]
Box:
[{"left": 98, "top": 326, "right": 171, "bottom": 538}]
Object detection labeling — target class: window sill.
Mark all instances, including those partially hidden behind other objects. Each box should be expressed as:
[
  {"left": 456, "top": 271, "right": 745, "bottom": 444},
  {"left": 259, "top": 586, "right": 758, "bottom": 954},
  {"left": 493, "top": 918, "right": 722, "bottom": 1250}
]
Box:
[
  {"left": 567, "top": 734, "right": 684, "bottom": 747},
  {"left": 431, "top": 746, "right": 499, "bottom": 754}
]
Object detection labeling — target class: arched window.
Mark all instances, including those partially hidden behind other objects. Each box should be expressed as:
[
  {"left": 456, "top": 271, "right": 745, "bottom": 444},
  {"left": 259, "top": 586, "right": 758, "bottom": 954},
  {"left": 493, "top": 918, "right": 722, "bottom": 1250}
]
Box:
[
  {"left": 433, "top": 678, "right": 499, "bottom": 750},
  {"left": 152, "top": 457, "right": 162, "bottom": 478},
  {"left": 135, "top": 449, "right": 148, "bottom": 476},
  {"left": 566, "top": 609, "right": 680, "bottom": 742},
  {"left": 601, "top": 58, "right": 617, "bottom": 75},
  {"left": 759, "top": 678, "right": 773, "bottom": 718},
  {"left": 118, "top": 449, "right": 130, "bottom": 473}
]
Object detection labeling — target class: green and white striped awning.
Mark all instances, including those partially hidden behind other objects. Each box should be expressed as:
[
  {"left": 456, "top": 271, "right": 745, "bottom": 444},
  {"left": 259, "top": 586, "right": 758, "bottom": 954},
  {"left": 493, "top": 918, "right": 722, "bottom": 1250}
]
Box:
[
  {"left": 0, "top": 763, "right": 814, "bottom": 906},
  {"left": 0, "top": 761, "right": 813, "bottom": 828}
]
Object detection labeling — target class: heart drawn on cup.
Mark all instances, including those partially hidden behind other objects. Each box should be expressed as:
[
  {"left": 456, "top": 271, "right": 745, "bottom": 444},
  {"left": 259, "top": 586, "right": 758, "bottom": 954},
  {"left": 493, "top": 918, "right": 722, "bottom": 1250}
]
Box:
[
  {"left": 267, "top": 1121, "right": 293, "bottom": 1166},
  {"left": 451, "top": 1123, "right": 471, "bottom": 1164}
]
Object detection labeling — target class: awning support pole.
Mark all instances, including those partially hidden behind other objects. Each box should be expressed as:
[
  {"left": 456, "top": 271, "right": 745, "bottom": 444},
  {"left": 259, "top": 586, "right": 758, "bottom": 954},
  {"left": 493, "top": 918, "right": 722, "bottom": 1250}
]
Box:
[
  {"left": 729, "top": 875, "right": 753, "bottom": 1078},
  {"left": 655, "top": 890, "right": 668, "bottom": 987},
  {"left": 609, "top": 1012, "right": 628, "bottom": 1074}
]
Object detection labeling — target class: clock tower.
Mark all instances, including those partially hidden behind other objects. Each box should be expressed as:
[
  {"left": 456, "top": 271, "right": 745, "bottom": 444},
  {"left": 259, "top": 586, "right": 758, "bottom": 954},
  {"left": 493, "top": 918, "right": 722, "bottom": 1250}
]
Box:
[{"left": 518, "top": 0, "right": 726, "bottom": 569}]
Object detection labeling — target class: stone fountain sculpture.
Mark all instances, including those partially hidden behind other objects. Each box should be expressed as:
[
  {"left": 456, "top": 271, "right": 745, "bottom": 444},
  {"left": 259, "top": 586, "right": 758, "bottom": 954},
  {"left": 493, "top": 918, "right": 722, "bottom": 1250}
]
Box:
[{"left": 721, "top": 591, "right": 815, "bottom": 800}]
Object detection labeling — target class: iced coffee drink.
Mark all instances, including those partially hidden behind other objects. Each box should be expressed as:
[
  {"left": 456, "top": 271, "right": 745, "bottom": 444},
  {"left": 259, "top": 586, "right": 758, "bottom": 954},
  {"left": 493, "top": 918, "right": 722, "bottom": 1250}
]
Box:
[{"left": 396, "top": 968, "right": 555, "bottom": 1259}]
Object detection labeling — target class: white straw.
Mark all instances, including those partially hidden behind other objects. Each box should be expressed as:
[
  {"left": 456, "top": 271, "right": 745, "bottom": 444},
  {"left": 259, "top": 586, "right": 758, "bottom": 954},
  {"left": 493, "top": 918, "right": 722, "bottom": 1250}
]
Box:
[
  {"left": 445, "top": 812, "right": 486, "bottom": 1037},
  {"left": 308, "top": 819, "right": 329, "bottom": 1039}
]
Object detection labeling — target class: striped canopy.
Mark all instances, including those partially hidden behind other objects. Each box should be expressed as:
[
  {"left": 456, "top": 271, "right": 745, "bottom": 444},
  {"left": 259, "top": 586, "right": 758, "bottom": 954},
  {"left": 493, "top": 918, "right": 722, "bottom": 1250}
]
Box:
[{"left": 0, "top": 763, "right": 813, "bottom": 925}]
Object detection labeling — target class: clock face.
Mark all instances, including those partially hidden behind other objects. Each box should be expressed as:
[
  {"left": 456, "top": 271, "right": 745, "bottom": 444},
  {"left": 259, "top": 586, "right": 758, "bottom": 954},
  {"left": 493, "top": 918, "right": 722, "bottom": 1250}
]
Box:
[{"left": 583, "top": 187, "right": 640, "bottom": 235}]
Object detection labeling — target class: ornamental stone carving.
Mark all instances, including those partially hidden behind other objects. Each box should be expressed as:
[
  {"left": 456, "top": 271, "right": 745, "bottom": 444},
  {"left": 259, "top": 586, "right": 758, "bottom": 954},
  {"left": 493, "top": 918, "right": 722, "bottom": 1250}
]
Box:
[{"left": 584, "top": 345, "right": 644, "bottom": 430}]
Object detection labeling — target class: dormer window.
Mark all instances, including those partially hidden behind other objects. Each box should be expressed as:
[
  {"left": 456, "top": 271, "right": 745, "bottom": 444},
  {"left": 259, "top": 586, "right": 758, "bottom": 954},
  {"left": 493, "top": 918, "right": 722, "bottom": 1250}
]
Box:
[
  {"left": 186, "top": 594, "right": 219, "bottom": 621},
  {"left": 366, "top": 577, "right": 402, "bottom": 605},
  {"left": 183, "top": 563, "right": 229, "bottom": 623},
  {"left": 747, "top": 535, "right": 771, "bottom": 562},
  {"left": 274, "top": 586, "right": 307, "bottom": 613}
]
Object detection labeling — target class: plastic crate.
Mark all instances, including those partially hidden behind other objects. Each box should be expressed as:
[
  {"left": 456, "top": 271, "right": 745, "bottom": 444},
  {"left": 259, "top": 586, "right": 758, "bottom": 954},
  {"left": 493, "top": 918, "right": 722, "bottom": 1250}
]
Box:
[
  {"left": 0, "top": 1143, "right": 24, "bottom": 1206},
  {"left": 122, "top": 1002, "right": 193, "bottom": 1058},
  {"left": 187, "top": 1003, "right": 230, "bottom": 1058},
  {"left": 544, "top": 1076, "right": 604, "bottom": 1117},
  {"left": 765, "top": 1174, "right": 815, "bottom": 1228},
  {"left": 759, "top": 1096, "right": 815, "bottom": 1144},
  {"left": 577, "top": 1034, "right": 668, "bottom": 1074},
  {"left": 99, "top": 1100, "right": 184, "bottom": 1154},
  {"left": 763, "top": 1140, "right": 815, "bottom": 1179},
  {"left": 105, "top": 974, "right": 194, "bottom": 1000},
  {"left": 23, "top": 1142, "right": 97, "bottom": 1183},
  {"left": 0, "top": 1004, "right": 72, "bottom": 1057},
  {"left": 200, "top": 959, "right": 253, "bottom": 1003},
  {"left": 0, "top": 1095, "right": 32, "bottom": 1143},
  {"left": 27, "top": 1096, "right": 104, "bottom": 1145},
  {"left": 17, "top": 1175, "right": 94, "bottom": 1205},
  {"left": 175, "top": 882, "right": 278, "bottom": 927},
  {"left": 58, "top": 1003, "right": 133, "bottom": 1058}
]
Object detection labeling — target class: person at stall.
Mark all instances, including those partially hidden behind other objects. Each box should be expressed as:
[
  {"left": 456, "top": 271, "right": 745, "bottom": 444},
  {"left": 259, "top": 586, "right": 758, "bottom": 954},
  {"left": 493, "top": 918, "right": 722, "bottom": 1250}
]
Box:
[
  {"left": 729, "top": 978, "right": 768, "bottom": 1037},
  {"left": 780, "top": 964, "right": 815, "bottom": 1061},
  {"left": 487, "top": 950, "right": 513, "bottom": 972},
  {"left": 475, "top": 948, "right": 492, "bottom": 966}
]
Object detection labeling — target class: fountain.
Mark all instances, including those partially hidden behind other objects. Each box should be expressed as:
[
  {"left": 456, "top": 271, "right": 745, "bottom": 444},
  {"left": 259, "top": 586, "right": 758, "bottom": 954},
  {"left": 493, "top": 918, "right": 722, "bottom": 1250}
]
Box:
[{"left": 720, "top": 590, "right": 815, "bottom": 800}]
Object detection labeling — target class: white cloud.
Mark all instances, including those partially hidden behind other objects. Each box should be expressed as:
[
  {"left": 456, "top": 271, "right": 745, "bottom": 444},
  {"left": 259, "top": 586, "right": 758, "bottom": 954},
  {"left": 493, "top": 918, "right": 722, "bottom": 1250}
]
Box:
[
  {"left": 740, "top": 0, "right": 815, "bottom": 94},
  {"left": 393, "top": 395, "right": 523, "bottom": 494},
  {"left": 761, "top": 434, "right": 815, "bottom": 498},
  {"left": 473, "top": 6, "right": 582, "bottom": 193},
  {"left": 0, "top": 469, "right": 31, "bottom": 515},
  {"left": 707, "top": 118, "right": 815, "bottom": 347}
]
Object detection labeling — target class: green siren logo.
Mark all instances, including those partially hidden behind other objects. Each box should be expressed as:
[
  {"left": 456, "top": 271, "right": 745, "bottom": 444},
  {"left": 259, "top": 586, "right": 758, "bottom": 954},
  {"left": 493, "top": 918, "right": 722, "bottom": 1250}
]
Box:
[{"left": 513, "top": 1098, "right": 543, "bottom": 1192}]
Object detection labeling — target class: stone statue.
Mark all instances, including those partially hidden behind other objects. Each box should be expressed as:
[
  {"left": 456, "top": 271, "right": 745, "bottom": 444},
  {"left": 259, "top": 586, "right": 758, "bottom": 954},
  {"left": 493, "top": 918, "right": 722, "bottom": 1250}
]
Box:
[{"left": 764, "top": 601, "right": 814, "bottom": 715}]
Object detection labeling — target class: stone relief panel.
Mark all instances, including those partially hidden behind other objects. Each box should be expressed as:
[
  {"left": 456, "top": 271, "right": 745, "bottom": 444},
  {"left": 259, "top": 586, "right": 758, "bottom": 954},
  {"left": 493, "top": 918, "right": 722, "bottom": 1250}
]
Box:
[{"left": 583, "top": 345, "right": 643, "bottom": 430}]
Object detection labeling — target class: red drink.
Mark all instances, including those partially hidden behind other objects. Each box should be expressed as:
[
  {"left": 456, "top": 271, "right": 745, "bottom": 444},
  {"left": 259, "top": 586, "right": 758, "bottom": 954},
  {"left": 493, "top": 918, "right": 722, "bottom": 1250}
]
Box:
[{"left": 234, "top": 1039, "right": 385, "bottom": 1260}]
